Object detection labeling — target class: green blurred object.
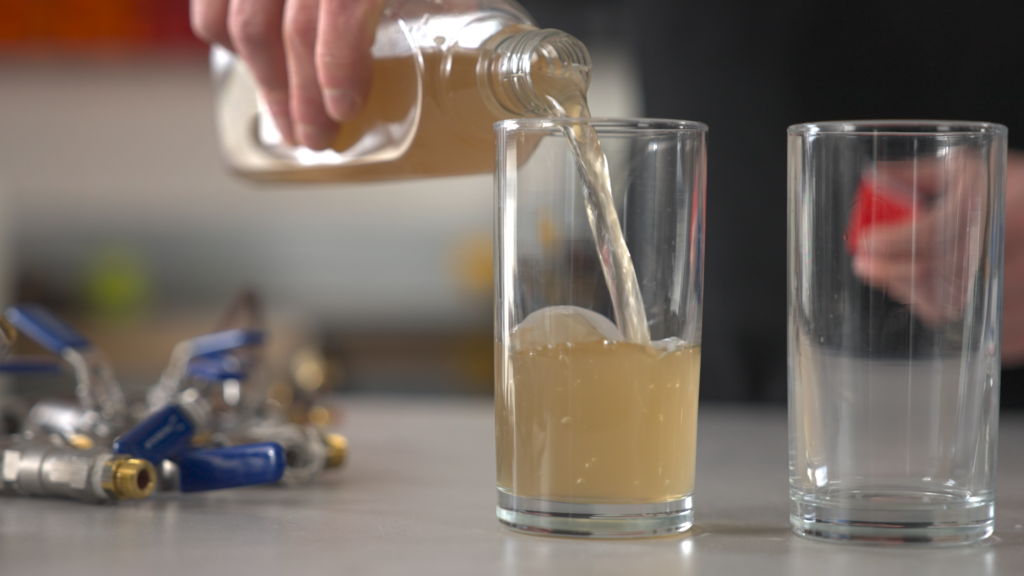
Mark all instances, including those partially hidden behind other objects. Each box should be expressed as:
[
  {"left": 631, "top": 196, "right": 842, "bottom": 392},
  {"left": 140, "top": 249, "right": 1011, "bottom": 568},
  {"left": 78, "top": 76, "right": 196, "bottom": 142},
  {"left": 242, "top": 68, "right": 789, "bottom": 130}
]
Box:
[{"left": 84, "top": 245, "right": 154, "bottom": 321}]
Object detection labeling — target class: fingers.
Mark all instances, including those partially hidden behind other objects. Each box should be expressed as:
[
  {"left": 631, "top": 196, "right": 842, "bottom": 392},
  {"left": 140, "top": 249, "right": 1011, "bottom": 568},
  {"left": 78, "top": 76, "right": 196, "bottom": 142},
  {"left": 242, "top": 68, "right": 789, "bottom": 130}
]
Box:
[
  {"left": 227, "top": 0, "right": 295, "bottom": 145},
  {"left": 284, "top": 0, "right": 340, "bottom": 150},
  {"left": 191, "top": 0, "right": 234, "bottom": 50},
  {"left": 856, "top": 216, "right": 939, "bottom": 258},
  {"left": 866, "top": 161, "right": 945, "bottom": 195},
  {"left": 867, "top": 152, "right": 980, "bottom": 195},
  {"left": 1002, "top": 263, "right": 1024, "bottom": 364},
  {"left": 194, "top": 0, "right": 385, "bottom": 151},
  {"left": 317, "top": 0, "right": 385, "bottom": 121},
  {"left": 856, "top": 192, "right": 981, "bottom": 259},
  {"left": 852, "top": 254, "right": 968, "bottom": 324},
  {"left": 1003, "top": 152, "right": 1024, "bottom": 252}
]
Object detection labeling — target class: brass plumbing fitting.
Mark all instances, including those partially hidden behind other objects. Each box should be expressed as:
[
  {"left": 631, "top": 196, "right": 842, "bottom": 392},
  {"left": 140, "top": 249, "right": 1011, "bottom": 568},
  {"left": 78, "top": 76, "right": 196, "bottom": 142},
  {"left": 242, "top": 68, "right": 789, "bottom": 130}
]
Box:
[{"left": 102, "top": 456, "right": 157, "bottom": 500}]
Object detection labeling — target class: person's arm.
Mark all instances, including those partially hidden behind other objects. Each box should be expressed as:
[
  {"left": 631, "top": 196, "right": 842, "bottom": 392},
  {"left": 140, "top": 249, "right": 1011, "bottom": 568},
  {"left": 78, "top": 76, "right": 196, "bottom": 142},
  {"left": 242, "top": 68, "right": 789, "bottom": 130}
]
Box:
[{"left": 190, "top": 0, "right": 385, "bottom": 150}]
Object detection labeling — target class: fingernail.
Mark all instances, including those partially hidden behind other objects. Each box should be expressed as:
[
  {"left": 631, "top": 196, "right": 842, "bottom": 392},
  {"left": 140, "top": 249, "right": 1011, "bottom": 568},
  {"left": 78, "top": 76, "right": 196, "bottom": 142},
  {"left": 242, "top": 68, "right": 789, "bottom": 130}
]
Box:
[
  {"left": 324, "top": 89, "right": 361, "bottom": 121},
  {"left": 297, "top": 123, "right": 334, "bottom": 151}
]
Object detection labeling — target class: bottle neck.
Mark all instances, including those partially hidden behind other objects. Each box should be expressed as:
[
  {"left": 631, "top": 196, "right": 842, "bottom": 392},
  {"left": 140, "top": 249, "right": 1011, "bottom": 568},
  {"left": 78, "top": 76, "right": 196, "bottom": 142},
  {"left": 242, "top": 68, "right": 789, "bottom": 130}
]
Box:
[{"left": 478, "top": 28, "right": 592, "bottom": 118}]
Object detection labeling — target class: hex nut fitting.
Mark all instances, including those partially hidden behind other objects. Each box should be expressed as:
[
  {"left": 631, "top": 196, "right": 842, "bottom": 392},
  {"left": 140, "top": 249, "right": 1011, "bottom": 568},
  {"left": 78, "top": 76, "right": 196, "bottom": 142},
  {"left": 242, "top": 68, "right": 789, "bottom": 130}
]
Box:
[{"left": 102, "top": 457, "right": 157, "bottom": 500}]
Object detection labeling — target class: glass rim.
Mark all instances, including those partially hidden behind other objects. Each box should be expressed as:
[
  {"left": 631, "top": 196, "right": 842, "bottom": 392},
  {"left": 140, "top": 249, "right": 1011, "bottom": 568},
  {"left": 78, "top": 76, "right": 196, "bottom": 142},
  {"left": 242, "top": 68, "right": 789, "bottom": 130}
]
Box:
[
  {"left": 788, "top": 119, "right": 1008, "bottom": 136},
  {"left": 496, "top": 117, "right": 708, "bottom": 133}
]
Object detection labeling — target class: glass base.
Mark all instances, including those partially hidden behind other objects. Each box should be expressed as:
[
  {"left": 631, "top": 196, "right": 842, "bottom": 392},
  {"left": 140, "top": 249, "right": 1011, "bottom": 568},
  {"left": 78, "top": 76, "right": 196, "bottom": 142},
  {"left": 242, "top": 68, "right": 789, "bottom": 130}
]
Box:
[
  {"left": 791, "top": 490, "right": 994, "bottom": 545},
  {"left": 496, "top": 489, "right": 693, "bottom": 538}
]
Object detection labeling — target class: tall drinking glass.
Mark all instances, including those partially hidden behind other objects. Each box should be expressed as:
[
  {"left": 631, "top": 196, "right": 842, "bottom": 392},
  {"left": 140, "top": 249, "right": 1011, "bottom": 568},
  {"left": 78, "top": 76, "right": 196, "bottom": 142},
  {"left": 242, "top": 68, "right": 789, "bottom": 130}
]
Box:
[
  {"left": 495, "top": 118, "right": 707, "bottom": 537},
  {"left": 788, "top": 121, "right": 1006, "bottom": 544}
]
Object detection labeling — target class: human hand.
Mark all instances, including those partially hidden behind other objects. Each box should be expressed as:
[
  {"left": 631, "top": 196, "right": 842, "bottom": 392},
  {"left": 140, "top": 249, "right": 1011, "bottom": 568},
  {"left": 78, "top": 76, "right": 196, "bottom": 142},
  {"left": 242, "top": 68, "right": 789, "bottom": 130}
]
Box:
[
  {"left": 191, "top": 0, "right": 386, "bottom": 150},
  {"left": 849, "top": 151, "right": 988, "bottom": 328},
  {"left": 849, "top": 150, "right": 1024, "bottom": 366}
]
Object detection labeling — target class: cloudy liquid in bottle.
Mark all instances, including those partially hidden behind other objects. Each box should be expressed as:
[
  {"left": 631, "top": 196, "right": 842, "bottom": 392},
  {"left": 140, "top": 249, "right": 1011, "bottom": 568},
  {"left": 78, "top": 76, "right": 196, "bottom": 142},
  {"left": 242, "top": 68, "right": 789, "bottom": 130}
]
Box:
[{"left": 253, "top": 50, "right": 505, "bottom": 182}]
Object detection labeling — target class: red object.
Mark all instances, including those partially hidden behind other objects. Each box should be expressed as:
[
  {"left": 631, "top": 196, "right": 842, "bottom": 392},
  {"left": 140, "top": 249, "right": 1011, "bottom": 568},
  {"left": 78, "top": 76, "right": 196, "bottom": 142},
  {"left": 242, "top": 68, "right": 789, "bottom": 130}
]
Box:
[
  {"left": 845, "top": 178, "right": 915, "bottom": 253},
  {"left": 0, "top": 0, "right": 204, "bottom": 55}
]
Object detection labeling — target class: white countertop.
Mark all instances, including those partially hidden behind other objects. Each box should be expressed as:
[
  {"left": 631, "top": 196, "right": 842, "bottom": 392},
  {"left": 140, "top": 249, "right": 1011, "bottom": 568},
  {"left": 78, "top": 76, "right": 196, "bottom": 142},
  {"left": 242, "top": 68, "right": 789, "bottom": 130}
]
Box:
[{"left": 2, "top": 396, "right": 1023, "bottom": 575}]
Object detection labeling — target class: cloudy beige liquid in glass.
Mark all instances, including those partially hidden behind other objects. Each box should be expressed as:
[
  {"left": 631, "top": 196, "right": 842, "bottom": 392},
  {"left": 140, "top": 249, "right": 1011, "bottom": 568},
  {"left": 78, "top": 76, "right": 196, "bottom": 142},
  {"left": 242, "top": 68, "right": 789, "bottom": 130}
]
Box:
[
  {"left": 497, "top": 341, "right": 700, "bottom": 503},
  {"left": 495, "top": 39, "right": 697, "bottom": 503}
]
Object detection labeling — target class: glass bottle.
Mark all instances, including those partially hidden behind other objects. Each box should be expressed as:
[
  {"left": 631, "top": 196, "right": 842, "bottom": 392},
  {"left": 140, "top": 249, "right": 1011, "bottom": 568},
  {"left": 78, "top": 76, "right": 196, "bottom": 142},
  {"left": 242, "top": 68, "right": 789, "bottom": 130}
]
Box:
[{"left": 212, "top": 0, "right": 591, "bottom": 182}]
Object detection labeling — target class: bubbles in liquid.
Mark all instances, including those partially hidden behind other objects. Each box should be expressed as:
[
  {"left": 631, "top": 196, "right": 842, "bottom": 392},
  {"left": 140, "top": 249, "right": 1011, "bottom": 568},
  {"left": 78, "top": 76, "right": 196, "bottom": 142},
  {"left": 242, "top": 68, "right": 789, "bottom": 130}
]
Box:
[
  {"left": 499, "top": 312, "right": 700, "bottom": 503},
  {"left": 511, "top": 305, "right": 621, "bottom": 351}
]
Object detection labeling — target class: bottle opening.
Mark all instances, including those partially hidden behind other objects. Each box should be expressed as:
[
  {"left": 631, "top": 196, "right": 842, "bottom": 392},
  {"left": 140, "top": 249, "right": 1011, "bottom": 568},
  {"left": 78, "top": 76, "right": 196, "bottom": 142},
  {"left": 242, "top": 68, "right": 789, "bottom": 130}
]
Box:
[{"left": 480, "top": 28, "right": 592, "bottom": 118}]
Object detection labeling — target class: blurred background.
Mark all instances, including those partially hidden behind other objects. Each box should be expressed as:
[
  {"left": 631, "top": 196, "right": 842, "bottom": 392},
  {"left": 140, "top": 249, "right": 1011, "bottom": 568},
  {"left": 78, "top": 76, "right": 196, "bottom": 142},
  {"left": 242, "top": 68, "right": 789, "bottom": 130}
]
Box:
[
  {"left": 0, "top": 0, "right": 637, "bottom": 400},
  {"left": 4, "top": 0, "right": 1022, "bottom": 409}
]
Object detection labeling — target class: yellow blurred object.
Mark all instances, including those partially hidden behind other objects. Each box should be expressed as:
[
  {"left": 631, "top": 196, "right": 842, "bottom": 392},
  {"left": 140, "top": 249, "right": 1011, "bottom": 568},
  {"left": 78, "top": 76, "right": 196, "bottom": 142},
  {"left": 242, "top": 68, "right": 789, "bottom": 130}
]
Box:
[
  {"left": 308, "top": 405, "right": 332, "bottom": 428},
  {"left": 67, "top": 434, "right": 95, "bottom": 450},
  {"left": 291, "top": 348, "right": 326, "bottom": 392},
  {"left": 451, "top": 232, "right": 493, "bottom": 297},
  {"left": 323, "top": 433, "right": 348, "bottom": 469},
  {"left": 537, "top": 210, "right": 560, "bottom": 252}
]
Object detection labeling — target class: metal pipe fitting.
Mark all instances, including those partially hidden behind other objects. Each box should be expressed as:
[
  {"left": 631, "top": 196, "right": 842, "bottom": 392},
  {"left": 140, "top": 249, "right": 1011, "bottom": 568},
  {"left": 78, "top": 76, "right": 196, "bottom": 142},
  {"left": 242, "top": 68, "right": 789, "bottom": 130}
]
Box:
[{"left": 1, "top": 440, "right": 156, "bottom": 503}]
